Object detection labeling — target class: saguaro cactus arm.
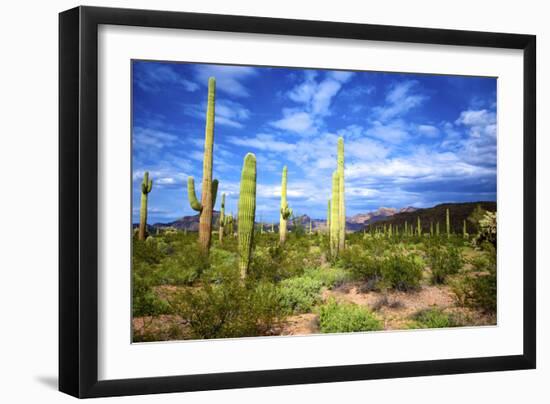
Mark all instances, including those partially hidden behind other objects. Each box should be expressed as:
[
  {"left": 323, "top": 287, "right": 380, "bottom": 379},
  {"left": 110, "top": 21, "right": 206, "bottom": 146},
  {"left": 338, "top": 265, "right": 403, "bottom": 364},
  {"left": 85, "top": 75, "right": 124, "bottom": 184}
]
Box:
[
  {"left": 212, "top": 179, "right": 219, "bottom": 208},
  {"left": 187, "top": 177, "right": 202, "bottom": 212}
]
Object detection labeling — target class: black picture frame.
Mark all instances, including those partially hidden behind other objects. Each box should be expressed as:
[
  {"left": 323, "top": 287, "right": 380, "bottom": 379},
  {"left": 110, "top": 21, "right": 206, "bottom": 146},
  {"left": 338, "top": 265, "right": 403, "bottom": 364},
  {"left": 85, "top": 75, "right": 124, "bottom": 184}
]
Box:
[{"left": 59, "top": 5, "right": 536, "bottom": 398}]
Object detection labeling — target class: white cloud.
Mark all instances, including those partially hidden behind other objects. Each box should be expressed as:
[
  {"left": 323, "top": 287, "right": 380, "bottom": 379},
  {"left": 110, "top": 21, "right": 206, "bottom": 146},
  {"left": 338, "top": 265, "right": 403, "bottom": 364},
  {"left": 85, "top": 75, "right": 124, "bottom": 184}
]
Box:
[
  {"left": 183, "top": 98, "right": 250, "bottom": 128},
  {"left": 227, "top": 134, "right": 296, "bottom": 153},
  {"left": 367, "top": 120, "right": 410, "bottom": 143},
  {"left": 373, "top": 80, "right": 427, "bottom": 121},
  {"left": 417, "top": 124, "right": 440, "bottom": 138},
  {"left": 193, "top": 65, "right": 258, "bottom": 97},
  {"left": 135, "top": 64, "right": 198, "bottom": 92},
  {"left": 270, "top": 109, "right": 318, "bottom": 135}
]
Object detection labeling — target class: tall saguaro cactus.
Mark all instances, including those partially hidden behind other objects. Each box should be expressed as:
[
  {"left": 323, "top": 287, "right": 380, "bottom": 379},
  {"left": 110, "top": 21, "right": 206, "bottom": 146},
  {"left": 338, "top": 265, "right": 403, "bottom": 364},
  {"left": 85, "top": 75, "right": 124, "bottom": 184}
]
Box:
[
  {"left": 238, "top": 153, "right": 257, "bottom": 278},
  {"left": 330, "top": 170, "right": 340, "bottom": 257},
  {"left": 327, "top": 200, "right": 331, "bottom": 234},
  {"left": 187, "top": 77, "right": 219, "bottom": 254},
  {"left": 337, "top": 137, "right": 346, "bottom": 251},
  {"left": 417, "top": 217, "right": 422, "bottom": 236},
  {"left": 219, "top": 193, "right": 226, "bottom": 244},
  {"left": 138, "top": 171, "right": 153, "bottom": 240},
  {"left": 279, "top": 166, "right": 292, "bottom": 244},
  {"left": 446, "top": 208, "right": 451, "bottom": 238}
]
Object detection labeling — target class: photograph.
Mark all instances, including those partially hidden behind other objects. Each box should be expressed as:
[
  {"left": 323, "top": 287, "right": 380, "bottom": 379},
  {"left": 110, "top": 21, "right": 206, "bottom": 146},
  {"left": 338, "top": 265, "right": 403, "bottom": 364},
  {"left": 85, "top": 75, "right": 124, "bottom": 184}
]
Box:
[{"left": 131, "top": 60, "right": 498, "bottom": 343}]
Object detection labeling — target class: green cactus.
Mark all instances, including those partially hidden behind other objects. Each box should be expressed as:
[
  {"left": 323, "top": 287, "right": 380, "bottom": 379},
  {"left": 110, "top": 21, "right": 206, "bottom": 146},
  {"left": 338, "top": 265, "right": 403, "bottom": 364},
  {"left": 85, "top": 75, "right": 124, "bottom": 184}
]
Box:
[
  {"left": 327, "top": 200, "right": 331, "bottom": 234},
  {"left": 138, "top": 171, "right": 153, "bottom": 240},
  {"left": 417, "top": 217, "right": 421, "bottom": 236},
  {"left": 436, "top": 221, "right": 440, "bottom": 236},
  {"left": 187, "top": 77, "right": 219, "bottom": 254},
  {"left": 446, "top": 208, "right": 451, "bottom": 238},
  {"left": 279, "top": 166, "right": 292, "bottom": 244},
  {"left": 219, "top": 193, "right": 226, "bottom": 244},
  {"left": 337, "top": 137, "right": 346, "bottom": 251},
  {"left": 430, "top": 221, "right": 434, "bottom": 237},
  {"left": 404, "top": 221, "right": 408, "bottom": 237},
  {"left": 271, "top": 222, "right": 274, "bottom": 233},
  {"left": 238, "top": 153, "right": 257, "bottom": 278},
  {"left": 330, "top": 170, "right": 340, "bottom": 257},
  {"left": 388, "top": 223, "right": 393, "bottom": 237},
  {"left": 463, "top": 219, "right": 468, "bottom": 239},
  {"left": 308, "top": 220, "right": 313, "bottom": 235}
]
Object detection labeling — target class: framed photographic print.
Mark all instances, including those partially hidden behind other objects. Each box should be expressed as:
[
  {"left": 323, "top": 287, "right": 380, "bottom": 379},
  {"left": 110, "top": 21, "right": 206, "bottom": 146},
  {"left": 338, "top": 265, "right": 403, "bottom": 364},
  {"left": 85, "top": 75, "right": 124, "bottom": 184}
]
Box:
[{"left": 59, "top": 6, "right": 536, "bottom": 398}]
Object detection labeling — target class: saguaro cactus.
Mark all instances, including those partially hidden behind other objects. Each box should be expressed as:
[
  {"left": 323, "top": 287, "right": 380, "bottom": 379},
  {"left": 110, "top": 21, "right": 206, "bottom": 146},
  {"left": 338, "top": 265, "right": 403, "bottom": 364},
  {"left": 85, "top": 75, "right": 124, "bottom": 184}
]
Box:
[
  {"left": 337, "top": 137, "right": 346, "bottom": 251},
  {"left": 430, "top": 221, "right": 434, "bottom": 237},
  {"left": 138, "top": 171, "right": 153, "bottom": 240},
  {"left": 219, "top": 193, "right": 226, "bottom": 244},
  {"left": 446, "top": 208, "right": 451, "bottom": 238},
  {"left": 279, "top": 166, "right": 292, "bottom": 244},
  {"left": 436, "top": 221, "right": 440, "bottom": 236},
  {"left": 417, "top": 217, "right": 421, "bottom": 236},
  {"left": 238, "top": 153, "right": 257, "bottom": 278},
  {"left": 404, "top": 221, "right": 408, "bottom": 237},
  {"left": 187, "top": 77, "right": 219, "bottom": 254},
  {"left": 327, "top": 200, "right": 331, "bottom": 234},
  {"left": 463, "top": 219, "right": 468, "bottom": 239},
  {"left": 330, "top": 170, "right": 340, "bottom": 256}
]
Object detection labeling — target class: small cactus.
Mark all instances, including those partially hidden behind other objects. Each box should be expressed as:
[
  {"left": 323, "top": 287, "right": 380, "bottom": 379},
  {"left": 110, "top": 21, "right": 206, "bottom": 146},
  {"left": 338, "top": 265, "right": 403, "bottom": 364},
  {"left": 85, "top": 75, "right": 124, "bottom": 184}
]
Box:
[
  {"left": 337, "top": 137, "right": 346, "bottom": 251},
  {"left": 436, "top": 221, "right": 440, "bottom": 236},
  {"left": 430, "top": 221, "right": 434, "bottom": 237},
  {"left": 463, "top": 219, "right": 468, "bottom": 239},
  {"left": 417, "top": 217, "right": 421, "bottom": 236},
  {"left": 279, "top": 166, "right": 292, "bottom": 244},
  {"left": 138, "top": 171, "right": 153, "bottom": 240},
  {"left": 238, "top": 153, "right": 257, "bottom": 278},
  {"left": 219, "top": 193, "right": 226, "bottom": 244}
]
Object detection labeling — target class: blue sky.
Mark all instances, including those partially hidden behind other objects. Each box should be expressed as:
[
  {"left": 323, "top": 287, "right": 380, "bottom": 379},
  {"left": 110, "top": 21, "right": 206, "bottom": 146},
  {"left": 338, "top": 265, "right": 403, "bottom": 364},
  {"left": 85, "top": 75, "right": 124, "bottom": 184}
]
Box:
[{"left": 132, "top": 60, "right": 497, "bottom": 224}]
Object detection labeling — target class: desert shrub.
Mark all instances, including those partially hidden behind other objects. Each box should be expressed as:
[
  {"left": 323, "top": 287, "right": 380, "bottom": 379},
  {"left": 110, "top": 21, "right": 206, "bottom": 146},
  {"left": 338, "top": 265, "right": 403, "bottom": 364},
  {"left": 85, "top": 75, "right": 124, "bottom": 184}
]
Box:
[
  {"left": 133, "top": 239, "right": 163, "bottom": 265},
  {"left": 451, "top": 251, "right": 496, "bottom": 313},
  {"left": 249, "top": 243, "right": 307, "bottom": 282},
  {"left": 278, "top": 276, "right": 324, "bottom": 314},
  {"left": 371, "top": 294, "right": 404, "bottom": 311},
  {"left": 318, "top": 299, "right": 382, "bottom": 333},
  {"left": 132, "top": 263, "right": 171, "bottom": 317},
  {"left": 408, "top": 308, "right": 460, "bottom": 329},
  {"left": 427, "top": 245, "right": 464, "bottom": 284},
  {"left": 338, "top": 246, "right": 382, "bottom": 281},
  {"left": 171, "top": 278, "right": 282, "bottom": 339},
  {"left": 379, "top": 254, "right": 423, "bottom": 291},
  {"left": 155, "top": 244, "right": 209, "bottom": 286},
  {"left": 304, "top": 266, "right": 349, "bottom": 289}
]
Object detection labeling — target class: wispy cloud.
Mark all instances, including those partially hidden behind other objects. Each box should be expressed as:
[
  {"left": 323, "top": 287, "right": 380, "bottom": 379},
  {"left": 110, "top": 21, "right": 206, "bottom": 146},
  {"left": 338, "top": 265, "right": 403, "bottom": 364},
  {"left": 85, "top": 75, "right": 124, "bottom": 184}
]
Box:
[
  {"left": 193, "top": 65, "right": 258, "bottom": 97},
  {"left": 183, "top": 98, "right": 251, "bottom": 128},
  {"left": 134, "top": 64, "right": 198, "bottom": 92},
  {"left": 373, "top": 80, "right": 427, "bottom": 121},
  {"left": 227, "top": 133, "right": 296, "bottom": 152}
]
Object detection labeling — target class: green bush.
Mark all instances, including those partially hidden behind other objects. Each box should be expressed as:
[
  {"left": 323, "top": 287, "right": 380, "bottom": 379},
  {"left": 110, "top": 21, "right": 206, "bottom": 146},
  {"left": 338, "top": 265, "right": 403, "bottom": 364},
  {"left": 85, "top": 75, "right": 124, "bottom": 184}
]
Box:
[
  {"left": 427, "top": 245, "right": 464, "bottom": 284},
  {"left": 451, "top": 251, "right": 496, "bottom": 313},
  {"left": 408, "top": 308, "right": 460, "bottom": 329},
  {"left": 304, "top": 266, "right": 349, "bottom": 288},
  {"left": 154, "top": 244, "right": 209, "bottom": 286},
  {"left": 379, "top": 254, "right": 424, "bottom": 291},
  {"left": 278, "top": 276, "right": 324, "bottom": 314},
  {"left": 319, "top": 299, "right": 382, "bottom": 333},
  {"left": 339, "top": 246, "right": 382, "bottom": 281},
  {"left": 132, "top": 263, "right": 171, "bottom": 317},
  {"left": 171, "top": 278, "right": 282, "bottom": 339}
]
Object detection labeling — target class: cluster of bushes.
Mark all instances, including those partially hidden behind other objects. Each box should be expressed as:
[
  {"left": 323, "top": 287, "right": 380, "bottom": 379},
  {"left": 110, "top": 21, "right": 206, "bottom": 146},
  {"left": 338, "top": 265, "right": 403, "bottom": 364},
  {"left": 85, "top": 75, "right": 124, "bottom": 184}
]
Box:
[
  {"left": 339, "top": 246, "right": 424, "bottom": 291},
  {"left": 408, "top": 307, "right": 462, "bottom": 329},
  {"left": 451, "top": 246, "right": 497, "bottom": 313},
  {"left": 318, "top": 299, "right": 382, "bottom": 333},
  {"left": 426, "top": 243, "right": 463, "bottom": 284}
]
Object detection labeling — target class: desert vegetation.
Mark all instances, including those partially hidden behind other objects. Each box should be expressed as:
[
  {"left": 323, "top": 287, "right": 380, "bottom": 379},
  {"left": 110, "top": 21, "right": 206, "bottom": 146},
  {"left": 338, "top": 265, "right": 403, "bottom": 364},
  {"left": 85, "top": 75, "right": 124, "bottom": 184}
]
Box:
[{"left": 132, "top": 77, "right": 497, "bottom": 342}]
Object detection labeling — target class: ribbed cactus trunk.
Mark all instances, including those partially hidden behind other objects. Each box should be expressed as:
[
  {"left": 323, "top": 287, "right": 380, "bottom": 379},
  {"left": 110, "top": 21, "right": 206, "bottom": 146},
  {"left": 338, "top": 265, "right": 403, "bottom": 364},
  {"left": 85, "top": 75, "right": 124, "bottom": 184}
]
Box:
[
  {"left": 417, "top": 217, "right": 421, "bottom": 236},
  {"left": 430, "top": 221, "right": 434, "bottom": 237},
  {"left": 337, "top": 137, "right": 345, "bottom": 251},
  {"left": 238, "top": 153, "right": 257, "bottom": 279},
  {"left": 138, "top": 171, "right": 153, "bottom": 240},
  {"left": 327, "top": 200, "right": 331, "bottom": 234},
  {"left": 446, "top": 208, "right": 451, "bottom": 238},
  {"left": 330, "top": 170, "right": 340, "bottom": 257},
  {"left": 463, "top": 219, "right": 468, "bottom": 239},
  {"left": 279, "top": 166, "right": 292, "bottom": 244},
  {"left": 187, "top": 77, "right": 219, "bottom": 255},
  {"left": 219, "top": 193, "right": 226, "bottom": 244},
  {"left": 404, "top": 221, "right": 408, "bottom": 237},
  {"left": 436, "top": 221, "right": 440, "bottom": 236}
]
